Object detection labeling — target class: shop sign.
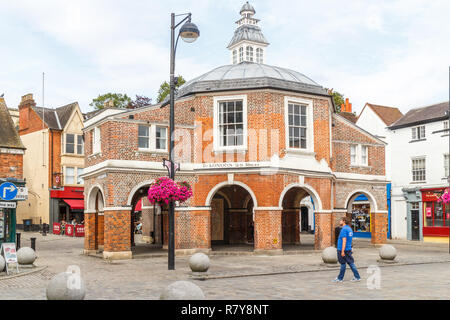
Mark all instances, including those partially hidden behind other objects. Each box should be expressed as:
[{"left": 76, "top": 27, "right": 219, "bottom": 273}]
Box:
[
  {"left": 1, "top": 243, "right": 19, "bottom": 275},
  {"left": 53, "top": 223, "right": 61, "bottom": 235},
  {"left": 422, "top": 190, "right": 441, "bottom": 202},
  {"left": 0, "top": 202, "right": 16, "bottom": 209},
  {"left": 66, "top": 224, "right": 74, "bottom": 237},
  {"left": 75, "top": 225, "right": 85, "bottom": 237},
  {"left": 426, "top": 207, "right": 432, "bottom": 218},
  {"left": 13, "top": 187, "right": 28, "bottom": 201}
]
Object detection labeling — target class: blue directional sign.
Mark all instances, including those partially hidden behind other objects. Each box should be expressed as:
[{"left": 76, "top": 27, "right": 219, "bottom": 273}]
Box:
[{"left": 0, "top": 182, "right": 18, "bottom": 201}]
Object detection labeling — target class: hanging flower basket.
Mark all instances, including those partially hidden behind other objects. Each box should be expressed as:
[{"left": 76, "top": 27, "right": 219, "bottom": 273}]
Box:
[
  {"left": 147, "top": 177, "right": 193, "bottom": 205},
  {"left": 438, "top": 188, "right": 450, "bottom": 204}
]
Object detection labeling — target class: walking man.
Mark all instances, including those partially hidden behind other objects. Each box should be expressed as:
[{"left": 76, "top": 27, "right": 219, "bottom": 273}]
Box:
[{"left": 332, "top": 217, "right": 361, "bottom": 283}]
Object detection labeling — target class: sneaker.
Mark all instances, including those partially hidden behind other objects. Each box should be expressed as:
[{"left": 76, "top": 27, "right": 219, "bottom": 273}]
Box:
[
  {"left": 350, "top": 277, "right": 361, "bottom": 282},
  {"left": 332, "top": 278, "right": 343, "bottom": 283}
]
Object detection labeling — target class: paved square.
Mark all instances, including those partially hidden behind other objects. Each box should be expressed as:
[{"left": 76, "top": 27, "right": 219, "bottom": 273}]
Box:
[{"left": 1, "top": 232, "right": 449, "bottom": 300}]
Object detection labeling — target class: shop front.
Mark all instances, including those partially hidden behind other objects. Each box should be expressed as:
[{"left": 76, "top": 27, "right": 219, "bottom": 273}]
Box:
[
  {"left": 0, "top": 179, "right": 26, "bottom": 245},
  {"left": 421, "top": 188, "right": 450, "bottom": 242},
  {"left": 350, "top": 194, "right": 372, "bottom": 238},
  {"left": 50, "top": 186, "right": 85, "bottom": 231}
]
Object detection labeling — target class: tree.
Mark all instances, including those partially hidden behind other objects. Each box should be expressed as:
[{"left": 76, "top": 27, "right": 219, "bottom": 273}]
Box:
[
  {"left": 128, "top": 95, "right": 152, "bottom": 109},
  {"left": 157, "top": 75, "right": 186, "bottom": 103},
  {"left": 326, "top": 88, "right": 345, "bottom": 113},
  {"left": 90, "top": 93, "right": 133, "bottom": 110}
]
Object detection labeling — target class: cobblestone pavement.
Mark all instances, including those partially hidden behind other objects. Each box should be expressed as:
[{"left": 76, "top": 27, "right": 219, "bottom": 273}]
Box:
[{"left": 1, "top": 232, "right": 449, "bottom": 300}]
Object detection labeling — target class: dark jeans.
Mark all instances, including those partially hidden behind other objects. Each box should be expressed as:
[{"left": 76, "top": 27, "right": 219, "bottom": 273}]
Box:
[{"left": 337, "top": 250, "right": 361, "bottom": 280}]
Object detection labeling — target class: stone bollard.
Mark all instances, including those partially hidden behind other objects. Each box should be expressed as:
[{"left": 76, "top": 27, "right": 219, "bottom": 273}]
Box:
[
  {"left": 189, "top": 253, "right": 210, "bottom": 273},
  {"left": 160, "top": 281, "right": 205, "bottom": 300},
  {"left": 46, "top": 271, "right": 86, "bottom": 300},
  {"left": 378, "top": 244, "right": 397, "bottom": 263},
  {"left": 17, "top": 247, "right": 37, "bottom": 266},
  {"left": 0, "top": 255, "right": 5, "bottom": 272},
  {"left": 321, "top": 247, "right": 338, "bottom": 266}
]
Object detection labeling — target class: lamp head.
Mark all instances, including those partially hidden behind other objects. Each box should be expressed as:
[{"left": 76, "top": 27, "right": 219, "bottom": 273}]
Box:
[{"left": 179, "top": 21, "right": 200, "bottom": 43}]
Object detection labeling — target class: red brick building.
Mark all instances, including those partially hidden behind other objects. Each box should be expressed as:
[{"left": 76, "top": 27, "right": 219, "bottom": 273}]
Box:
[
  {"left": 17, "top": 94, "right": 85, "bottom": 230},
  {"left": 82, "top": 3, "right": 389, "bottom": 260},
  {"left": 0, "top": 96, "right": 26, "bottom": 244}
]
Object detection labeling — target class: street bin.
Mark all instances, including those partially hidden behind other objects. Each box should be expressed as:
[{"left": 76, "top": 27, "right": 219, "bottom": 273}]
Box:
[{"left": 23, "top": 219, "right": 32, "bottom": 232}]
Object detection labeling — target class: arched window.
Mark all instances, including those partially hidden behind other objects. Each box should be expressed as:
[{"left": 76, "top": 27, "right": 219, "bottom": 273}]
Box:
[
  {"left": 233, "top": 50, "right": 237, "bottom": 64},
  {"left": 246, "top": 46, "right": 254, "bottom": 62},
  {"left": 239, "top": 47, "right": 244, "bottom": 63},
  {"left": 256, "top": 48, "right": 264, "bottom": 63}
]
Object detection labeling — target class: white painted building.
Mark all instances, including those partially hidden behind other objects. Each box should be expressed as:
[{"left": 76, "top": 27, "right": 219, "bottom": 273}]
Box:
[
  {"left": 356, "top": 103, "right": 404, "bottom": 238},
  {"left": 388, "top": 102, "right": 450, "bottom": 243}
]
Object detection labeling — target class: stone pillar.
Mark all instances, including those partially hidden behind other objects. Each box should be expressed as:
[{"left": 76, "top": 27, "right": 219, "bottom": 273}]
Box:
[
  {"left": 174, "top": 208, "right": 211, "bottom": 255},
  {"left": 83, "top": 211, "right": 97, "bottom": 254},
  {"left": 314, "top": 211, "right": 332, "bottom": 250},
  {"left": 103, "top": 209, "right": 132, "bottom": 260},
  {"left": 372, "top": 212, "right": 388, "bottom": 245},
  {"left": 331, "top": 211, "right": 347, "bottom": 247},
  {"left": 254, "top": 209, "right": 282, "bottom": 253},
  {"left": 97, "top": 212, "right": 104, "bottom": 250}
]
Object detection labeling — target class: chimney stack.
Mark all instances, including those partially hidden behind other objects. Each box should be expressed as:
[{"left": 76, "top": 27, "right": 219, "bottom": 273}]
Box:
[
  {"left": 18, "top": 93, "right": 36, "bottom": 133},
  {"left": 341, "top": 98, "right": 352, "bottom": 113}
]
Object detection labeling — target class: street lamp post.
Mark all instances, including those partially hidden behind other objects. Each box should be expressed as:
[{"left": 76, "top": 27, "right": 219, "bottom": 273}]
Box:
[{"left": 167, "top": 13, "right": 200, "bottom": 270}]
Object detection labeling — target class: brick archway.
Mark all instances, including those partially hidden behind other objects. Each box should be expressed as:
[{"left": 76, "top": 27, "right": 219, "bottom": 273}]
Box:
[
  {"left": 278, "top": 183, "right": 323, "bottom": 212},
  {"left": 205, "top": 181, "right": 258, "bottom": 208},
  {"left": 345, "top": 190, "right": 378, "bottom": 213},
  {"left": 279, "top": 185, "right": 320, "bottom": 248},
  {"left": 84, "top": 185, "right": 105, "bottom": 254},
  {"left": 345, "top": 190, "right": 387, "bottom": 245},
  {"left": 208, "top": 183, "right": 256, "bottom": 250}
]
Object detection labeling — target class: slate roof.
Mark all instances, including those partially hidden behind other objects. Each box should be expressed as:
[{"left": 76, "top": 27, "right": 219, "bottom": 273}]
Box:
[
  {"left": 240, "top": 2, "right": 255, "bottom": 14},
  {"left": 365, "top": 103, "right": 403, "bottom": 126},
  {"left": 389, "top": 101, "right": 449, "bottom": 129},
  {"left": 176, "top": 62, "right": 327, "bottom": 98},
  {"left": 228, "top": 24, "right": 269, "bottom": 48},
  {"left": 0, "top": 98, "right": 25, "bottom": 149},
  {"left": 32, "top": 102, "right": 78, "bottom": 130}
]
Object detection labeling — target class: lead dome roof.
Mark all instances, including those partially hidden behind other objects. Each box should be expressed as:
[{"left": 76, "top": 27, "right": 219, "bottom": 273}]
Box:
[{"left": 176, "top": 62, "right": 328, "bottom": 98}]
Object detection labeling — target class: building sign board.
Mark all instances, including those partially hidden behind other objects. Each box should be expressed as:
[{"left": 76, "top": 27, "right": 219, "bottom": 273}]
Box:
[
  {"left": 13, "top": 187, "right": 28, "bottom": 201},
  {"left": 0, "top": 202, "right": 16, "bottom": 209}
]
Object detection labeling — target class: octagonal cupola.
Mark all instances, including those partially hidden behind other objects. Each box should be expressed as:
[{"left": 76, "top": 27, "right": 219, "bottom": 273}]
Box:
[{"left": 228, "top": 2, "right": 269, "bottom": 64}]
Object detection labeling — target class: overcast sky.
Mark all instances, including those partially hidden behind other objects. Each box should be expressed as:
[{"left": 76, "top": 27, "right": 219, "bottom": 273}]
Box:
[{"left": 1, "top": 0, "right": 449, "bottom": 114}]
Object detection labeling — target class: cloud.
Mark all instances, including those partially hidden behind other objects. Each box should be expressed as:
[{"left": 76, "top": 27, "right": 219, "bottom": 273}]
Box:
[{"left": 0, "top": 0, "right": 449, "bottom": 115}]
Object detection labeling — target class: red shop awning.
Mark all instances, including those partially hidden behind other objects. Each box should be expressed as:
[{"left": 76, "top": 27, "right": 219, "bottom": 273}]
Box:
[{"left": 63, "top": 199, "right": 85, "bottom": 210}]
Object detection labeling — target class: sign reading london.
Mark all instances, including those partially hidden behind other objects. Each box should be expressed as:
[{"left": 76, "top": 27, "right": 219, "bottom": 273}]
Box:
[{"left": 0, "top": 182, "right": 18, "bottom": 201}]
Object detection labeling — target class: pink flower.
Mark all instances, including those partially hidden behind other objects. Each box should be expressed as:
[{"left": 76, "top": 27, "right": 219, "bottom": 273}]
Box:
[{"left": 147, "top": 177, "right": 193, "bottom": 205}]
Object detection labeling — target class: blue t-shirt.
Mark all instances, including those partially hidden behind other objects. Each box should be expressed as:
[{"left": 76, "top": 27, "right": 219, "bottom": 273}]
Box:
[{"left": 337, "top": 225, "right": 353, "bottom": 251}]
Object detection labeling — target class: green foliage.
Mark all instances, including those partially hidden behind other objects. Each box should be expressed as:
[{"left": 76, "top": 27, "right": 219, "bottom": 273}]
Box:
[
  {"left": 326, "top": 89, "right": 345, "bottom": 113},
  {"left": 157, "top": 75, "right": 186, "bottom": 103},
  {"left": 90, "top": 93, "right": 133, "bottom": 110}
]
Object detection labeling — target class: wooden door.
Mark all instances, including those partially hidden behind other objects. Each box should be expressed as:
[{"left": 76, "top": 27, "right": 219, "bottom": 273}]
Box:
[{"left": 211, "top": 199, "right": 224, "bottom": 241}]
